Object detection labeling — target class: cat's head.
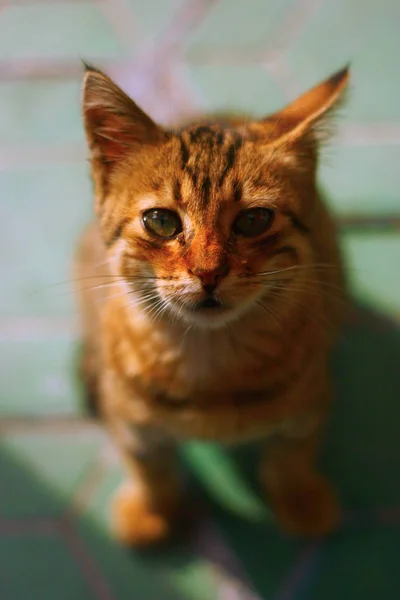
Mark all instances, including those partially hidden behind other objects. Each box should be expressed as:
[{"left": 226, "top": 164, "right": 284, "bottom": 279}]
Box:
[{"left": 82, "top": 65, "right": 348, "bottom": 330}]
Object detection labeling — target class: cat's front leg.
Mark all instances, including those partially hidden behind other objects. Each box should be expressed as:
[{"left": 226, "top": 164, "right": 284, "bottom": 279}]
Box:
[
  {"left": 106, "top": 418, "right": 182, "bottom": 547},
  {"left": 259, "top": 427, "right": 340, "bottom": 537}
]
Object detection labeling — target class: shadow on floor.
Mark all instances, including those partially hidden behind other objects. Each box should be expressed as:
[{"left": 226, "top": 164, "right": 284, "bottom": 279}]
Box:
[
  {"left": 0, "top": 447, "right": 209, "bottom": 600},
  {"left": 181, "top": 301, "right": 400, "bottom": 598}
]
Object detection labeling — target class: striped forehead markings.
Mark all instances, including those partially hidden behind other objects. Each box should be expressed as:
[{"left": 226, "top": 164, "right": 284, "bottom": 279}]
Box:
[{"left": 178, "top": 128, "right": 244, "bottom": 206}]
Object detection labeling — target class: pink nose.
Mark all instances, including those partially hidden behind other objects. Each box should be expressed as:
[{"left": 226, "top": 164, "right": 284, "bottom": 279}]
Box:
[{"left": 189, "top": 264, "right": 229, "bottom": 293}]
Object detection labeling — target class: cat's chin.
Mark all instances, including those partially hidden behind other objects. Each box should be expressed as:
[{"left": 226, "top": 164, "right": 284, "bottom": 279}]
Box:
[
  {"left": 185, "top": 308, "right": 236, "bottom": 330},
  {"left": 171, "top": 302, "right": 246, "bottom": 330},
  {"left": 163, "top": 293, "right": 261, "bottom": 330}
]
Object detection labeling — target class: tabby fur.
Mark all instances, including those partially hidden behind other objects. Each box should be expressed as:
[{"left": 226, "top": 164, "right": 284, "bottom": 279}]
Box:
[{"left": 75, "top": 64, "right": 349, "bottom": 544}]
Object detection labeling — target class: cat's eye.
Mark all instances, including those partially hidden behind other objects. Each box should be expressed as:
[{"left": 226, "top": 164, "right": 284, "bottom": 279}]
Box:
[
  {"left": 142, "top": 209, "right": 182, "bottom": 238},
  {"left": 233, "top": 208, "right": 275, "bottom": 237}
]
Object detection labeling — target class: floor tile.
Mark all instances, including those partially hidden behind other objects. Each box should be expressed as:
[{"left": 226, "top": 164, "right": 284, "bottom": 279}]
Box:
[
  {"left": 180, "top": 443, "right": 305, "bottom": 599},
  {"left": 0, "top": 3, "right": 124, "bottom": 60},
  {"left": 182, "top": 441, "right": 268, "bottom": 523},
  {"left": 197, "top": 498, "right": 303, "bottom": 600},
  {"left": 0, "top": 81, "right": 83, "bottom": 145},
  {"left": 78, "top": 467, "right": 220, "bottom": 600},
  {"left": 325, "top": 316, "right": 400, "bottom": 510},
  {"left": 187, "top": 0, "right": 294, "bottom": 53},
  {"left": 304, "top": 526, "right": 400, "bottom": 600},
  {"left": 0, "top": 337, "right": 82, "bottom": 416},
  {"left": 340, "top": 231, "right": 400, "bottom": 315},
  {"left": 187, "top": 64, "right": 283, "bottom": 115},
  {"left": 0, "top": 431, "right": 103, "bottom": 517},
  {"left": 319, "top": 146, "right": 400, "bottom": 217},
  {"left": 0, "top": 534, "right": 97, "bottom": 600},
  {"left": 0, "top": 164, "right": 92, "bottom": 316},
  {"left": 284, "top": 0, "right": 400, "bottom": 121},
  {"left": 127, "top": 0, "right": 184, "bottom": 41}
]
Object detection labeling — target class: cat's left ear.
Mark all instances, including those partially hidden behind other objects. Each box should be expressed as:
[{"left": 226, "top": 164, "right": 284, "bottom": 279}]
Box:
[
  {"left": 82, "top": 64, "right": 165, "bottom": 168},
  {"left": 261, "top": 66, "right": 350, "bottom": 146}
]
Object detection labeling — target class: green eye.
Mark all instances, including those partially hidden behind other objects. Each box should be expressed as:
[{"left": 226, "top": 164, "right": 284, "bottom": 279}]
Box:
[
  {"left": 142, "top": 209, "right": 182, "bottom": 238},
  {"left": 233, "top": 208, "right": 274, "bottom": 237}
]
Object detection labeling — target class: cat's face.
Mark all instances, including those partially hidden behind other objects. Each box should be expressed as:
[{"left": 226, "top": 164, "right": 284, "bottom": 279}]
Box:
[
  {"left": 102, "top": 128, "right": 315, "bottom": 329},
  {"left": 82, "top": 65, "right": 348, "bottom": 329}
]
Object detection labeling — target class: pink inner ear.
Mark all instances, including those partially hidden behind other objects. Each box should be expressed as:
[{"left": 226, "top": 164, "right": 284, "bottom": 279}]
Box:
[
  {"left": 88, "top": 109, "right": 140, "bottom": 162},
  {"left": 279, "top": 79, "right": 342, "bottom": 125},
  {"left": 261, "top": 67, "right": 349, "bottom": 143}
]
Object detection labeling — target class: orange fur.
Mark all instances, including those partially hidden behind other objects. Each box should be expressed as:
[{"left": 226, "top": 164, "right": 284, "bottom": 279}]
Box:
[{"left": 76, "top": 65, "right": 349, "bottom": 544}]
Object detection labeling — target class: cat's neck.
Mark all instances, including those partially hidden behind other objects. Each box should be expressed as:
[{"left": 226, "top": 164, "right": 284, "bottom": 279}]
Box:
[
  {"left": 123, "top": 294, "right": 290, "bottom": 359},
  {"left": 106, "top": 286, "right": 325, "bottom": 396}
]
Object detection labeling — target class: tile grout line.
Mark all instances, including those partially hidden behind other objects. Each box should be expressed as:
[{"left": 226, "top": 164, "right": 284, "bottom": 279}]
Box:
[
  {"left": 261, "top": 0, "right": 325, "bottom": 101},
  {"left": 272, "top": 541, "right": 323, "bottom": 600},
  {"left": 113, "top": 0, "right": 220, "bottom": 125},
  {"left": 0, "top": 144, "right": 87, "bottom": 168},
  {"left": 0, "top": 517, "right": 60, "bottom": 536},
  {"left": 0, "top": 416, "right": 100, "bottom": 435},
  {"left": 97, "top": 0, "right": 141, "bottom": 53},
  {"left": 156, "top": 0, "right": 221, "bottom": 55},
  {"left": 264, "top": 0, "right": 324, "bottom": 62},
  {"left": 0, "top": 58, "right": 109, "bottom": 80},
  {"left": 66, "top": 449, "right": 110, "bottom": 517},
  {"left": 59, "top": 516, "right": 118, "bottom": 600},
  {"left": 184, "top": 0, "right": 323, "bottom": 75},
  {"left": 338, "top": 215, "right": 400, "bottom": 230},
  {"left": 0, "top": 316, "right": 77, "bottom": 340},
  {"left": 1, "top": 508, "right": 399, "bottom": 535},
  {"left": 2, "top": 0, "right": 101, "bottom": 5},
  {"left": 190, "top": 515, "right": 260, "bottom": 595},
  {"left": 218, "top": 580, "right": 263, "bottom": 600}
]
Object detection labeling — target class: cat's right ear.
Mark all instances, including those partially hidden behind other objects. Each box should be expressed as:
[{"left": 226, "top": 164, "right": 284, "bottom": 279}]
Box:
[
  {"left": 82, "top": 64, "right": 165, "bottom": 171},
  {"left": 260, "top": 66, "right": 349, "bottom": 148}
]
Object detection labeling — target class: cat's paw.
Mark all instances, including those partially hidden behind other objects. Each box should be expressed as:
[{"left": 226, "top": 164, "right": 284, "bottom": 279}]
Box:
[
  {"left": 111, "top": 484, "right": 173, "bottom": 546},
  {"left": 270, "top": 476, "right": 341, "bottom": 537}
]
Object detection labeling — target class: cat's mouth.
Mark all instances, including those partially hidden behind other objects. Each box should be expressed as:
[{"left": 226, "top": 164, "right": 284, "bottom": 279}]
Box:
[
  {"left": 193, "top": 295, "right": 224, "bottom": 311},
  {"left": 167, "top": 293, "right": 241, "bottom": 329}
]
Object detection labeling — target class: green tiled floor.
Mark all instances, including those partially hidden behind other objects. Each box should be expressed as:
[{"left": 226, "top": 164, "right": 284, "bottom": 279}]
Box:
[
  {"left": 187, "top": 64, "right": 284, "bottom": 114},
  {"left": 0, "top": 536, "right": 97, "bottom": 600},
  {"left": 0, "top": 4, "right": 124, "bottom": 60},
  {"left": 1, "top": 0, "right": 400, "bottom": 598},
  {"left": 187, "top": 0, "right": 294, "bottom": 51},
  {"left": 284, "top": 0, "right": 400, "bottom": 122},
  {"left": 0, "top": 338, "right": 80, "bottom": 415},
  {"left": 0, "top": 81, "right": 84, "bottom": 144},
  {"left": 320, "top": 146, "right": 400, "bottom": 216}
]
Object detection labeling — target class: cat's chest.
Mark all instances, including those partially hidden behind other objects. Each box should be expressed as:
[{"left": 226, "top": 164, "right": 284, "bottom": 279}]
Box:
[{"left": 111, "top": 321, "right": 285, "bottom": 400}]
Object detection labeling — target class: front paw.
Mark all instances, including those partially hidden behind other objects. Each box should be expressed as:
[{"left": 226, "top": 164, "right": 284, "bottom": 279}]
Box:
[
  {"left": 269, "top": 476, "right": 341, "bottom": 537},
  {"left": 111, "top": 484, "right": 175, "bottom": 547}
]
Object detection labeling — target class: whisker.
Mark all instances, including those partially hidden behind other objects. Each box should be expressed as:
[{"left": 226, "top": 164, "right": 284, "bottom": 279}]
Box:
[
  {"left": 36, "top": 274, "right": 164, "bottom": 293},
  {"left": 265, "top": 289, "right": 338, "bottom": 335},
  {"left": 248, "top": 263, "right": 347, "bottom": 277},
  {"left": 266, "top": 284, "right": 348, "bottom": 310},
  {"left": 146, "top": 297, "right": 170, "bottom": 324},
  {"left": 251, "top": 276, "right": 346, "bottom": 295},
  {"left": 255, "top": 298, "right": 282, "bottom": 330}
]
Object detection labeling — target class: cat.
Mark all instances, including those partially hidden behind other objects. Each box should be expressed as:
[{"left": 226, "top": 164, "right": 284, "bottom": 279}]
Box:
[{"left": 75, "top": 63, "right": 349, "bottom": 545}]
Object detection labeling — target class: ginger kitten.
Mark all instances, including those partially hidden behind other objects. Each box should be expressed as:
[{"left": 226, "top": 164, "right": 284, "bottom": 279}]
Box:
[{"left": 76, "top": 64, "right": 349, "bottom": 545}]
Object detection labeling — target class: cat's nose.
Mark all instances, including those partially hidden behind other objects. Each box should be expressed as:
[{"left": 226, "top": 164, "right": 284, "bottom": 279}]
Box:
[{"left": 189, "top": 264, "right": 230, "bottom": 293}]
